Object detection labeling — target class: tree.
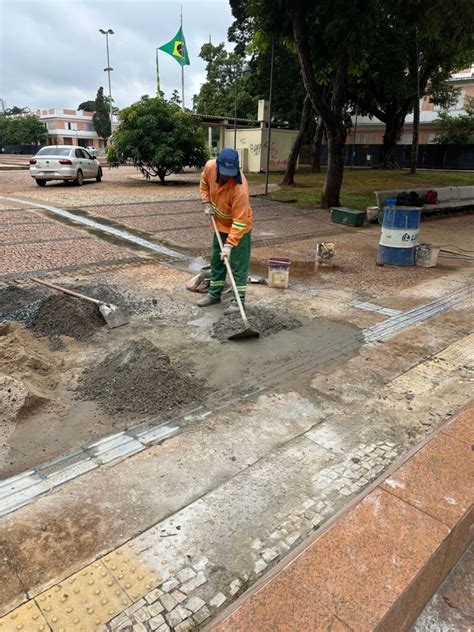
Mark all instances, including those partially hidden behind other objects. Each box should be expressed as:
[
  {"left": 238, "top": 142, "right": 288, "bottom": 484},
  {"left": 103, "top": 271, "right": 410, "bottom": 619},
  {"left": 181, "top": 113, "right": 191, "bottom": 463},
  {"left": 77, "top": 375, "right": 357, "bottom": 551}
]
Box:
[
  {"left": 194, "top": 43, "right": 256, "bottom": 119},
  {"left": 281, "top": 95, "right": 312, "bottom": 186},
  {"left": 93, "top": 87, "right": 111, "bottom": 144},
  {"left": 348, "top": 0, "right": 474, "bottom": 168},
  {"left": 170, "top": 90, "right": 182, "bottom": 107},
  {"left": 230, "top": 0, "right": 376, "bottom": 208},
  {"left": 434, "top": 97, "right": 474, "bottom": 144},
  {"left": 18, "top": 116, "right": 47, "bottom": 144},
  {"left": 4, "top": 106, "right": 29, "bottom": 115},
  {"left": 78, "top": 100, "right": 96, "bottom": 112},
  {"left": 0, "top": 114, "right": 47, "bottom": 145},
  {"left": 107, "top": 95, "right": 209, "bottom": 184}
]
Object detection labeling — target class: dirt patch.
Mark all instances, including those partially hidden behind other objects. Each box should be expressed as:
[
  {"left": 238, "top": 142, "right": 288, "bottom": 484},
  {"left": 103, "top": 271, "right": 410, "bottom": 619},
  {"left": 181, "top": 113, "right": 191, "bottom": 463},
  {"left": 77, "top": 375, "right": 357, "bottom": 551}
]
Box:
[
  {"left": 212, "top": 306, "right": 302, "bottom": 342},
  {"left": 77, "top": 338, "right": 206, "bottom": 416}
]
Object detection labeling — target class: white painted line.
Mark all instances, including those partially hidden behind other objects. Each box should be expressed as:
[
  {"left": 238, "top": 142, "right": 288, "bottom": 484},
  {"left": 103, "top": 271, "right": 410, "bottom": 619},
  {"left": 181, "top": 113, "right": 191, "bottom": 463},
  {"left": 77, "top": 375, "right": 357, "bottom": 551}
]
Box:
[{"left": 0, "top": 195, "right": 190, "bottom": 260}]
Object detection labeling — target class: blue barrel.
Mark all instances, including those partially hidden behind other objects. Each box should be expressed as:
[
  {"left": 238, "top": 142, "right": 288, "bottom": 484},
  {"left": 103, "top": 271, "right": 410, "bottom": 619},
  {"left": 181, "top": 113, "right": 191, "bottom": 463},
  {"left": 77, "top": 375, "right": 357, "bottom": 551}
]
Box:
[{"left": 378, "top": 201, "right": 421, "bottom": 265}]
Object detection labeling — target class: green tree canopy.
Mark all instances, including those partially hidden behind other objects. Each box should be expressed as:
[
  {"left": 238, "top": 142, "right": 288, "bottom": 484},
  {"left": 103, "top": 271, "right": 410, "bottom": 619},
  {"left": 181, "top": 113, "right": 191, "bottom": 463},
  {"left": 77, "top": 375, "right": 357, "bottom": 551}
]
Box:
[
  {"left": 78, "top": 100, "right": 96, "bottom": 112},
  {"left": 348, "top": 0, "right": 474, "bottom": 167},
  {"left": 0, "top": 114, "right": 47, "bottom": 145},
  {"left": 93, "top": 87, "right": 112, "bottom": 144},
  {"left": 434, "top": 97, "right": 474, "bottom": 144},
  {"left": 107, "top": 95, "right": 209, "bottom": 184}
]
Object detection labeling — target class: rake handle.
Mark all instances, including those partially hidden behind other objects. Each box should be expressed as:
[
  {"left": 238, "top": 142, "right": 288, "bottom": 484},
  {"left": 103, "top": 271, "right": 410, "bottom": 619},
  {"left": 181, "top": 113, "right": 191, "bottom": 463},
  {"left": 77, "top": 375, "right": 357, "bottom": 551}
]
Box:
[
  {"left": 30, "top": 277, "right": 105, "bottom": 306},
  {"left": 210, "top": 216, "right": 249, "bottom": 327}
]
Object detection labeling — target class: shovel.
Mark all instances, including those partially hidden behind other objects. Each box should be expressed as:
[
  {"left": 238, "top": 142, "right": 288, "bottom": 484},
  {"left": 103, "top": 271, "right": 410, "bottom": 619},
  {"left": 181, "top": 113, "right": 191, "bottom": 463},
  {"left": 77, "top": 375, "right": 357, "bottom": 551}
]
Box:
[
  {"left": 30, "top": 277, "right": 129, "bottom": 329},
  {"left": 211, "top": 216, "right": 259, "bottom": 341}
]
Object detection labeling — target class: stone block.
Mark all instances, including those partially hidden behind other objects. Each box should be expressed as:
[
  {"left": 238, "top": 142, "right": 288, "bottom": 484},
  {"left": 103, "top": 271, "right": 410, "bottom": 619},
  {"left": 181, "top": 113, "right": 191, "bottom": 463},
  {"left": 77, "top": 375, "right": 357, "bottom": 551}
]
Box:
[{"left": 210, "top": 592, "right": 227, "bottom": 608}]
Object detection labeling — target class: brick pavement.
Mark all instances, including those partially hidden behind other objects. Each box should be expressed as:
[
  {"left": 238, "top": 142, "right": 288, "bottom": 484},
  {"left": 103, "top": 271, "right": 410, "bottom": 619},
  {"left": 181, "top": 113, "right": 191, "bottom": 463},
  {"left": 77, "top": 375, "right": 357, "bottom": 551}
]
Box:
[{"left": 0, "top": 206, "right": 144, "bottom": 279}]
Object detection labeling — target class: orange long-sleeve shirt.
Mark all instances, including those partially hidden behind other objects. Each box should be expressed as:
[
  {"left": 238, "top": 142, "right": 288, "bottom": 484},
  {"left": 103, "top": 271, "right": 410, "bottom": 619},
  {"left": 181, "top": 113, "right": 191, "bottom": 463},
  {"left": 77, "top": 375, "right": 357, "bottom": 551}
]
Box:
[{"left": 199, "top": 159, "right": 253, "bottom": 247}]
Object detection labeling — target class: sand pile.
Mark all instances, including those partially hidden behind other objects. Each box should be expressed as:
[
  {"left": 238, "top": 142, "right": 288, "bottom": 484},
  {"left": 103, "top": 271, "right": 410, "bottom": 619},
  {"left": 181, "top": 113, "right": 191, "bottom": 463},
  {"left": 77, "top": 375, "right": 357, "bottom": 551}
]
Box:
[
  {"left": 0, "top": 322, "right": 60, "bottom": 424},
  {"left": 78, "top": 338, "right": 205, "bottom": 416},
  {"left": 212, "top": 306, "right": 302, "bottom": 341}
]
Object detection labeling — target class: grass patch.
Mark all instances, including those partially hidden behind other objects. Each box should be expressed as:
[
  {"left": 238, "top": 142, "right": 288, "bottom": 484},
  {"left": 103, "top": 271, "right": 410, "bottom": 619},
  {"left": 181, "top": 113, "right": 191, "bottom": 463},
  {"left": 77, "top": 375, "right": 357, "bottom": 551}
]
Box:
[{"left": 248, "top": 168, "right": 474, "bottom": 210}]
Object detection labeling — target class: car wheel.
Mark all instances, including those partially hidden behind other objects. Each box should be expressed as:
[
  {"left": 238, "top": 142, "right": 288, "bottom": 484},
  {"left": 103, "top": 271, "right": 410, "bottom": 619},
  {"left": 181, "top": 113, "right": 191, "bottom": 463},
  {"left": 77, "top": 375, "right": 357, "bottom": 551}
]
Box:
[
  {"left": 36, "top": 179, "right": 47, "bottom": 187},
  {"left": 75, "top": 170, "right": 84, "bottom": 186},
  {"left": 96, "top": 167, "right": 102, "bottom": 183}
]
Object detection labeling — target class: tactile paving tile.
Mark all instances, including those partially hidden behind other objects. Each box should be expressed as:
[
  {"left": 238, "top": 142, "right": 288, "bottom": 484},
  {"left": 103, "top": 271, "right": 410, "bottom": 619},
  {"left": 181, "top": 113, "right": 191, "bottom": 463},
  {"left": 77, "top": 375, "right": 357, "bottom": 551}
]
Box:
[
  {"left": 35, "top": 561, "right": 131, "bottom": 631},
  {"left": 102, "top": 541, "right": 162, "bottom": 601},
  {"left": 0, "top": 601, "right": 49, "bottom": 632}
]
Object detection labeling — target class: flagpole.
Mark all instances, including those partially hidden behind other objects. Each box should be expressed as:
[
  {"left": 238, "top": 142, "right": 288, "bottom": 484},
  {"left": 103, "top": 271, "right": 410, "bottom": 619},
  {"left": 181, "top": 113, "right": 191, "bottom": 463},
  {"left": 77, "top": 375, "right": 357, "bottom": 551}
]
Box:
[
  {"left": 156, "top": 47, "right": 160, "bottom": 95},
  {"left": 181, "top": 4, "right": 185, "bottom": 110}
]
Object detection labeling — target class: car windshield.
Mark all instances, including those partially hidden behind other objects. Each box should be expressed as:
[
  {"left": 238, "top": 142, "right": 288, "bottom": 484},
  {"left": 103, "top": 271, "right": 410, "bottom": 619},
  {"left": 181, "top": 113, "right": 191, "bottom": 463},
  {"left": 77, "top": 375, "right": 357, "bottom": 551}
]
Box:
[{"left": 37, "top": 147, "right": 72, "bottom": 157}]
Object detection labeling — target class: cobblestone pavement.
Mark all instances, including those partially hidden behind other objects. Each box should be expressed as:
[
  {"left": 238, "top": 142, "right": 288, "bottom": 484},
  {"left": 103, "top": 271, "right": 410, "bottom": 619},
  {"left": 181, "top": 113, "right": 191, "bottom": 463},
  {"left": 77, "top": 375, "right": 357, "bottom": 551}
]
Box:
[{"left": 0, "top": 206, "right": 144, "bottom": 279}]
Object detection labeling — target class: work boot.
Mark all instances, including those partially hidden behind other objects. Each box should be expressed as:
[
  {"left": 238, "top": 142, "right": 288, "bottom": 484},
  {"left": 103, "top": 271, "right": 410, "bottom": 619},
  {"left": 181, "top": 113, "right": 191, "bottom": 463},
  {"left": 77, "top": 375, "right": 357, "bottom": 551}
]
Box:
[
  {"left": 223, "top": 302, "right": 240, "bottom": 315},
  {"left": 197, "top": 296, "right": 221, "bottom": 307}
]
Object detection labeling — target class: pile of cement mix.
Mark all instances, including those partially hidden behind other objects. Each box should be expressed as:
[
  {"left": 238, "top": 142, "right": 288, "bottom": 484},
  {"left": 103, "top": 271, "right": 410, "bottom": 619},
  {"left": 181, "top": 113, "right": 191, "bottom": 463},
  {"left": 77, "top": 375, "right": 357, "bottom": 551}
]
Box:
[
  {"left": 78, "top": 338, "right": 205, "bottom": 416},
  {"left": 0, "top": 285, "right": 47, "bottom": 323},
  {"left": 212, "top": 306, "right": 302, "bottom": 341},
  {"left": 29, "top": 295, "right": 105, "bottom": 340}
]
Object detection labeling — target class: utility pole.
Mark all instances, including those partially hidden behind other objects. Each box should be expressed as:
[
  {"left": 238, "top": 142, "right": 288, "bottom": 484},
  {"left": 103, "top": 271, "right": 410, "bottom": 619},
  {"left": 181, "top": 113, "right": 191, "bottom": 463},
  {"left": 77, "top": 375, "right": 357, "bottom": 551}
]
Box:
[{"left": 99, "top": 28, "right": 114, "bottom": 140}]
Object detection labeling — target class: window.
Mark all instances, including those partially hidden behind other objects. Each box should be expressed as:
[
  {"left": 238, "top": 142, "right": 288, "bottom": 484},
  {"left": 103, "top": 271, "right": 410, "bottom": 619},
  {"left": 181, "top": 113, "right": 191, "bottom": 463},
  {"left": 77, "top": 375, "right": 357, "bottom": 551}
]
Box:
[
  {"left": 66, "top": 122, "right": 77, "bottom": 131},
  {"left": 38, "top": 147, "right": 72, "bottom": 156}
]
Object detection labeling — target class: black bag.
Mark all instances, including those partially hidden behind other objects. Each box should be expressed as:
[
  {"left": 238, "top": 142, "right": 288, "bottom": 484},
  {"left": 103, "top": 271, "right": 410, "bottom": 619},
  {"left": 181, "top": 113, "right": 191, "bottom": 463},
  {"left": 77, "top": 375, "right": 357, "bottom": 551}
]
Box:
[{"left": 396, "top": 190, "right": 424, "bottom": 207}]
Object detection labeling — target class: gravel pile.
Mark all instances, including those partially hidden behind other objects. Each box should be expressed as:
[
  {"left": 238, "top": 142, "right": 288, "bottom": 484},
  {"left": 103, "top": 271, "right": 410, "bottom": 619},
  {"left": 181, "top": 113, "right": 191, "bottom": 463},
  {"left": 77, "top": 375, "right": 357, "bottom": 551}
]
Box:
[
  {"left": 77, "top": 338, "right": 205, "bottom": 416},
  {"left": 212, "top": 306, "right": 302, "bottom": 341}
]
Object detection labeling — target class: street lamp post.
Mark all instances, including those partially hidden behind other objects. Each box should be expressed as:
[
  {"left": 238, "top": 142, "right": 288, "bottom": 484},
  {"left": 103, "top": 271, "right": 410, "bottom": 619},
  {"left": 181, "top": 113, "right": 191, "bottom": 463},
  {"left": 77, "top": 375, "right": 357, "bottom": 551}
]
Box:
[{"left": 99, "top": 28, "right": 114, "bottom": 142}]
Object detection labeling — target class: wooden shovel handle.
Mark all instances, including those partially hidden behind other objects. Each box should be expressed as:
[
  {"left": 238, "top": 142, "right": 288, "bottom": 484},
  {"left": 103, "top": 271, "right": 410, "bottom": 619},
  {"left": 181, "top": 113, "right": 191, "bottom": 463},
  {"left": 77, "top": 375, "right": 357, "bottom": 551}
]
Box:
[
  {"left": 210, "top": 216, "right": 249, "bottom": 327},
  {"left": 30, "top": 277, "right": 104, "bottom": 306}
]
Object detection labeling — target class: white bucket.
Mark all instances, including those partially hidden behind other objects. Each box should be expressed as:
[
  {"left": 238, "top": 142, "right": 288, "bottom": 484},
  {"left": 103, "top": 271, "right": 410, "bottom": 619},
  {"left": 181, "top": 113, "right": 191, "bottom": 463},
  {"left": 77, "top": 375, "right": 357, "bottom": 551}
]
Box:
[
  {"left": 416, "top": 243, "right": 440, "bottom": 268},
  {"left": 366, "top": 206, "right": 379, "bottom": 222}
]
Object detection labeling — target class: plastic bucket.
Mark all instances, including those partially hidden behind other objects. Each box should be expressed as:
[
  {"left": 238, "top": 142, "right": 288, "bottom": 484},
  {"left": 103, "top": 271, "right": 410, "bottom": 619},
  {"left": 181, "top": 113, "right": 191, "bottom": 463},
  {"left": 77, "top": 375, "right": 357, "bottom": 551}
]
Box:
[
  {"left": 268, "top": 257, "right": 291, "bottom": 288},
  {"left": 378, "top": 206, "right": 421, "bottom": 266}
]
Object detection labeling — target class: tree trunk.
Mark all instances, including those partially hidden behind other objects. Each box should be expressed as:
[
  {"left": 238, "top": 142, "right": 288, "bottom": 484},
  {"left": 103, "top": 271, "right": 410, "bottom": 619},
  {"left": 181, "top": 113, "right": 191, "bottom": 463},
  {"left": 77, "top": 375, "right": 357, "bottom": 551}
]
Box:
[
  {"left": 311, "top": 118, "right": 324, "bottom": 172},
  {"left": 379, "top": 112, "right": 405, "bottom": 168},
  {"left": 292, "top": 8, "right": 348, "bottom": 207},
  {"left": 281, "top": 95, "right": 311, "bottom": 186},
  {"left": 321, "top": 128, "right": 346, "bottom": 208},
  {"left": 410, "top": 29, "right": 420, "bottom": 174}
]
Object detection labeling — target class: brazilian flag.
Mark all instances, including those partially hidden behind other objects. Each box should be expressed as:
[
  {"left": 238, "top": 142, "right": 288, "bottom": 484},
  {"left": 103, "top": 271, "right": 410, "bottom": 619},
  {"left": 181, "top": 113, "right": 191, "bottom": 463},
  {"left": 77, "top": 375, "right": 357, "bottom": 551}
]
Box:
[{"left": 159, "top": 27, "right": 190, "bottom": 66}]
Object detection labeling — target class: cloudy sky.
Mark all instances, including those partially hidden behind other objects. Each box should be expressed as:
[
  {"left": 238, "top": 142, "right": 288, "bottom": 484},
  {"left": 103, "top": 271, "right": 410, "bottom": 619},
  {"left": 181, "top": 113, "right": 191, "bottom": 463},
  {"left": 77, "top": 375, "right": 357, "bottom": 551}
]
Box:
[{"left": 0, "top": 0, "right": 235, "bottom": 111}]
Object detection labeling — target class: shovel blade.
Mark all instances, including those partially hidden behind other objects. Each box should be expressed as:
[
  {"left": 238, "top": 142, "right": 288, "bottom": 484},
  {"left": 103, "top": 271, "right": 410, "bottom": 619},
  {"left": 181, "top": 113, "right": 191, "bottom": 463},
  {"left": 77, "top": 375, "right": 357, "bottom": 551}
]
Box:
[
  {"left": 228, "top": 328, "right": 260, "bottom": 341},
  {"left": 99, "top": 303, "right": 129, "bottom": 329}
]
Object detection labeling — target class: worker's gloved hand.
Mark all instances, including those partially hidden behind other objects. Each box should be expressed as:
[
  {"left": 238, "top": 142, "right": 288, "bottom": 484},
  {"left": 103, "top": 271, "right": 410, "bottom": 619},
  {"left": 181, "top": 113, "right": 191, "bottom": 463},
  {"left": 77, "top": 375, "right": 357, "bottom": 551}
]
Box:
[
  {"left": 220, "top": 243, "right": 232, "bottom": 261},
  {"left": 203, "top": 203, "right": 215, "bottom": 217}
]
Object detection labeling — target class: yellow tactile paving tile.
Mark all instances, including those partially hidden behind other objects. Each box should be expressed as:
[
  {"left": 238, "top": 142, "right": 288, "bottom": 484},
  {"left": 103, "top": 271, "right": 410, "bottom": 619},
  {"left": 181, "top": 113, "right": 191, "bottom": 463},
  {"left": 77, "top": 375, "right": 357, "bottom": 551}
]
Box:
[
  {"left": 35, "top": 561, "right": 131, "bottom": 631},
  {"left": 0, "top": 601, "right": 48, "bottom": 632},
  {"left": 102, "top": 540, "right": 162, "bottom": 601}
]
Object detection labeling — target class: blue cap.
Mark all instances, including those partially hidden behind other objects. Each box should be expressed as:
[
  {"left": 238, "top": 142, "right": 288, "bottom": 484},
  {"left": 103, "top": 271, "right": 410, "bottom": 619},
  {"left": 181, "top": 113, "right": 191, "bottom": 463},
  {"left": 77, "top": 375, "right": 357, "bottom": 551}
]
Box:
[{"left": 217, "top": 147, "right": 240, "bottom": 177}]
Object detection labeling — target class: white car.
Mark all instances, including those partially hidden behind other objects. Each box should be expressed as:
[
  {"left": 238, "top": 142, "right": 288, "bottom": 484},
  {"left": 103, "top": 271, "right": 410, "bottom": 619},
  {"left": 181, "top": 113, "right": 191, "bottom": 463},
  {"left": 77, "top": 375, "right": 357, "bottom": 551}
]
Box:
[{"left": 29, "top": 145, "right": 102, "bottom": 186}]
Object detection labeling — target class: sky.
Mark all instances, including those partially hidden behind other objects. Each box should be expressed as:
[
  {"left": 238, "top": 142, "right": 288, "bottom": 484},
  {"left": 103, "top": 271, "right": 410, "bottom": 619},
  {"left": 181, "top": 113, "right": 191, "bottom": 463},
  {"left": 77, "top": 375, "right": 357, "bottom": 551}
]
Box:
[{"left": 0, "top": 0, "right": 235, "bottom": 111}]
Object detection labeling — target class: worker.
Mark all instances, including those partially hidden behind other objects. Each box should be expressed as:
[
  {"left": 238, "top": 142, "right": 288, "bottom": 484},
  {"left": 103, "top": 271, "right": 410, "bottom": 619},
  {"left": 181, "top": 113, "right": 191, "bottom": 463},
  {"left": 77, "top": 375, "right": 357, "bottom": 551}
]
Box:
[{"left": 198, "top": 147, "right": 253, "bottom": 314}]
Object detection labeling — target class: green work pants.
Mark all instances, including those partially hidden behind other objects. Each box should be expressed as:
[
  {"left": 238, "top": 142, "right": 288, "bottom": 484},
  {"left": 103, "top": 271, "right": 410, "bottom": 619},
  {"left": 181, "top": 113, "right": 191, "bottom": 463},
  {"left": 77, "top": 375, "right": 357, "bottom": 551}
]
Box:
[{"left": 208, "top": 231, "right": 251, "bottom": 302}]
